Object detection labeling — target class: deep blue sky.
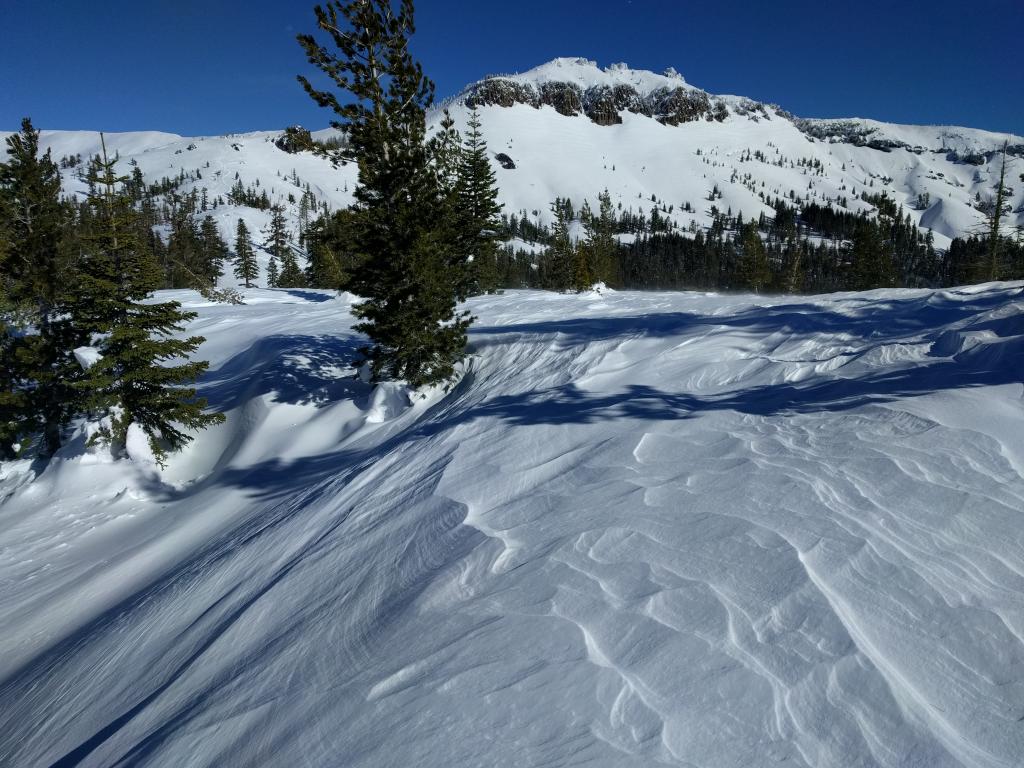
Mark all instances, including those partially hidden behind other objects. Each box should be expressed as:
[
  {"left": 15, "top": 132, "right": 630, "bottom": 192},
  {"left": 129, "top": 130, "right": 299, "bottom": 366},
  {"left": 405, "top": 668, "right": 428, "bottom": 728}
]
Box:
[{"left": 3, "top": 0, "right": 1022, "bottom": 136}]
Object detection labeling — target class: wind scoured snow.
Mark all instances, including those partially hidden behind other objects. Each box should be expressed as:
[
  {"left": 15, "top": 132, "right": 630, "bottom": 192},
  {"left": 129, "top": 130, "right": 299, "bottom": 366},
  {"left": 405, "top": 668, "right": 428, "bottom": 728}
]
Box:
[{"left": 1, "top": 284, "right": 1023, "bottom": 768}]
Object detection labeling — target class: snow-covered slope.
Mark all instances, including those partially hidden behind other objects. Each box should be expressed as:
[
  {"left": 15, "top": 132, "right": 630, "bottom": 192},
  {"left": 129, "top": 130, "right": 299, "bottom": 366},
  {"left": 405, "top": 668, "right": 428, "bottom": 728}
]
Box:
[
  {"left": 2, "top": 282, "right": 1023, "bottom": 767},
  {"left": 4, "top": 58, "right": 1021, "bottom": 287}
]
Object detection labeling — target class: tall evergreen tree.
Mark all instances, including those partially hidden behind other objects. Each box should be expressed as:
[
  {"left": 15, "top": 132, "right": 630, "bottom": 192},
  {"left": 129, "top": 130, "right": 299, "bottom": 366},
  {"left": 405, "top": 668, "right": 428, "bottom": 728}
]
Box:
[
  {"left": 304, "top": 209, "right": 357, "bottom": 290},
  {"left": 545, "top": 198, "right": 575, "bottom": 291},
  {"left": 456, "top": 109, "right": 502, "bottom": 294},
  {"left": 850, "top": 217, "right": 896, "bottom": 290},
  {"left": 198, "top": 215, "right": 229, "bottom": 285},
  {"left": 233, "top": 218, "right": 258, "bottom": 288},
  {"left": 581, "top": 190, "right": 618, "bottom": 287},
  {"left": 265, "top": 205, "right": 305, "bottom": 288},
  {"left": 0, "top": 118, "right": 85, "bottom": 455},
  {"left": 297, "top": 0, "right": 470, "bottom": 387},
  {"left": 739, "top": 222, "right": 771, "bottom": 293},
  {"left": 267, "top": 255, "right": 280, "bottom": 288},
  {"left": 79, "top": 137, "right": 223, "bottom": 466},
  {"left": 980, "top": 140, "right": 1010, "bottom": 282}
]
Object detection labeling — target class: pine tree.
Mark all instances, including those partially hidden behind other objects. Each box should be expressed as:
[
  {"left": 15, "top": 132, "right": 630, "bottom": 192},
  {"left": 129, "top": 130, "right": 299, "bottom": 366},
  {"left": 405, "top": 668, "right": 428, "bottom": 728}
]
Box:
[
  {"left": 0, "top": 118, "right": 86, "bottom": 455},
  {"left": 546, "top": 198, "right": 575, "bottom": 291},
  {"left": 297, "top": 0, "right": 470, "bottom": 387},
  {"left": 980, "top": 140, "right": 1010, "bottom": 282},
  {"left": 850, "top": 218, "right": 895, "bottom": 290},
  {"left": 265, "top": 205, "right": 305, "bottom": 287},
  {"left": 233, "top": 219, "right": 258, "bottom": 288},
  {"left": 304, "top": 209, "right": 356, "bottom": 289},
  {"left": 456, "top": 109, "right": 502, "bottom": 294},
  {"left": 581, "top": 190, "right": 618, "bottom": 287},
  {"left": 198, "top": 215, "right": 228, "bottom": 285},
  {"left": 739, "top": 222, "right": 771, "bottom": 293},
  {"left": 267, "top": 256, "right": 279, "bottom": 288},
  {"left": 79, "top": 137, "right": 223, "bottom": 466}
]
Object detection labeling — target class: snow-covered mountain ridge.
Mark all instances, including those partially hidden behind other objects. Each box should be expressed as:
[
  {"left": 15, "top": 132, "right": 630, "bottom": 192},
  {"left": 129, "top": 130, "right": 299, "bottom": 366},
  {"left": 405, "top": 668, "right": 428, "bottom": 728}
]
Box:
[{"left": 4, "top": 58, "right": 1023, "bottom": 286}]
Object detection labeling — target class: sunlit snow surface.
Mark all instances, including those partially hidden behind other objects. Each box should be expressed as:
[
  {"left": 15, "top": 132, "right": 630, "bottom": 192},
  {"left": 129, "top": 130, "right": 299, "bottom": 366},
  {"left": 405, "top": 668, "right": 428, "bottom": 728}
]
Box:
[{"left": 2, "top": 284, "right": 1023, "bottom": 767}]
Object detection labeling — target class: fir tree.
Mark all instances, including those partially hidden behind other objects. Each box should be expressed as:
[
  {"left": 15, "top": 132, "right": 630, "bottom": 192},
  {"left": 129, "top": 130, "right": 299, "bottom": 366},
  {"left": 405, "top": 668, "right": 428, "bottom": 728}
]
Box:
[
  {"left": 979, "top": 140, "right": 1011, "bottom": 282},
  {"left": 198, "top": 215, "right": 228, "bottom": 285},
  {"left": 266, "top": 255, "right": 279, "bottom": 287},
  {"left": 0, "top": 118, "right": 85, "bottom": 455},
  {"left": 456, "top": 109, "right": 502, "bottom": 294},
  {"left": 79, "top": 137, "right": 223, "bottom": 466},
  {"left": 739, "top": 222, "right": 771, "bottom": 293},
  {"left": 581, "top": 190, "right": 618, "bottom": 287},
  {"left": 546, "top": 198, "right": 575, "bottom": 291},
  {"left": 265, "top": 205, "right": 305, "bottom": 288},
  {"left": 850, "top": 218, "right": 896, "bottom": 290},
  {"left": 233, "top": 218, "right": 258, "bottom": 288},
  {"left": 297, "top": 0, "right": 470, "bottom": 387},
  {"left": 304, "top": 209, "right": 356, "bottom": 289}
]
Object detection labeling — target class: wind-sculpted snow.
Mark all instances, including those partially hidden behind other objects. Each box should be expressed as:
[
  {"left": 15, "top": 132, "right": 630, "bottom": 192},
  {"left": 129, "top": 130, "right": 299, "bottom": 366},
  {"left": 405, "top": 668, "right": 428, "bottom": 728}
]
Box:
[{"left": 1, "top": 284, "right": 1023, "bottom": 767}]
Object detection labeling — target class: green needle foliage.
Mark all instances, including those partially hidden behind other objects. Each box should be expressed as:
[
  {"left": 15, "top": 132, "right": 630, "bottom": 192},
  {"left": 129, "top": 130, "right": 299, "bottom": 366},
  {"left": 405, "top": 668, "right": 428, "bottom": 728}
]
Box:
[
  {"left": 0, "top": 118, "right": 85, "bottom": 455},
  {"left": 297, "top": 0, "right": 470, "bottom": 387},
  {"left": 80, "top": 137, "right": 223, "bottom": 466},
  {"left": 233, "top": 218, "right": 258, "bottom": 288}
]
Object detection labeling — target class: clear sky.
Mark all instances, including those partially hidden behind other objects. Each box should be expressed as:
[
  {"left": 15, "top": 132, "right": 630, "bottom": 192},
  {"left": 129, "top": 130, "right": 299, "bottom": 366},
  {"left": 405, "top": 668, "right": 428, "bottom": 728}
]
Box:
[{"left": 2, "top": 0, "right": 1022, "bottom": 136}]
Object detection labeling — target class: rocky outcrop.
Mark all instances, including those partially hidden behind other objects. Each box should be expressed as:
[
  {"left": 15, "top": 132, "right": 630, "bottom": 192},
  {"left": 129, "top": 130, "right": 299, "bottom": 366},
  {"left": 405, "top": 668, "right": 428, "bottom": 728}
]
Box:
[
  {"left": 582, "top": 85, "right": 652, "bottom": 125},
  {"left": 539, "top": 82, "right": 584, "bottom": 117},
  {"left": 649, "top": 87, "right": 713, "bottom": 125},
  {"left": 465, "top": 79, "right": 540, "bottom": 109},
  {"left": 461, "top": 77, "right": 734, "bottom": 127}
]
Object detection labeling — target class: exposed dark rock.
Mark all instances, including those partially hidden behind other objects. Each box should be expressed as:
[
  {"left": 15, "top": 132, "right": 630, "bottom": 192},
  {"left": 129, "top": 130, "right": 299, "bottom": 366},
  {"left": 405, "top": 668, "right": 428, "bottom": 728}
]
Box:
[
  {"left": 583, "top": 86, "right": 624, "bottom": 126},
  {"left": 582, "top": 84, "right": 654, "bottom": 125},
  {"left": 650, "top": 87, "right": 712, "bottom": 126},
  {"left": 465, "top": 79, "right": 539, "bottom": 109},
  {"left": 539, "top": 82, "right": 584, "bottom": 116},
  {"left": 495, "top": 153, "right": 516, "bottom": 169},
  {"left": 459, "top": 75, "right": 765, "bottom": 128}
]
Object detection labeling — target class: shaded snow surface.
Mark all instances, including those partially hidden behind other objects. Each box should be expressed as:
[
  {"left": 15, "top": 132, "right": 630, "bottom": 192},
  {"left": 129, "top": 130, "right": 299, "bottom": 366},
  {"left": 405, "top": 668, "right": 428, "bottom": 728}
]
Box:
[{"left": 2, "top": 284, "right": 1024, "bottom": 767}]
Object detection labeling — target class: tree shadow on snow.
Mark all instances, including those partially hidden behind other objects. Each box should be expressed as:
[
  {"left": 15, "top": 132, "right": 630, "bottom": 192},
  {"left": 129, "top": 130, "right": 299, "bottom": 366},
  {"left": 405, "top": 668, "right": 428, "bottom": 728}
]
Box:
[
  {"left": 198, "top": 334, "right": 367, "bottom": 411},
  {"left": 178, "top": 286, "right": 1022, "bottom": 503}
]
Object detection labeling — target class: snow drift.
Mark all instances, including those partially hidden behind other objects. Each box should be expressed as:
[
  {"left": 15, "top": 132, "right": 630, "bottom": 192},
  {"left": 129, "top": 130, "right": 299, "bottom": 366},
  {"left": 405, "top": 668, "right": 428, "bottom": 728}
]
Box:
[{"left": 1, "top": 282, "right": 1023, "bottom": 767}]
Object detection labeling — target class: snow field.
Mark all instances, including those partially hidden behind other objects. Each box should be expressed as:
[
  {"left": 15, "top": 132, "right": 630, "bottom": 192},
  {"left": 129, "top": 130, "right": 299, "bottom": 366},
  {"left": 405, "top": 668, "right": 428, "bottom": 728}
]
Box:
[{"left": 1, "top": 283, "right": 1023, "bottom": 767}]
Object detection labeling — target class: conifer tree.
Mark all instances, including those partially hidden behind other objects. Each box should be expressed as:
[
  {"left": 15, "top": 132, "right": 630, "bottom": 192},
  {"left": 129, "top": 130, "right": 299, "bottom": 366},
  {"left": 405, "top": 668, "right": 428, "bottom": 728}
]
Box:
[
  {"left": 456, "top": 109, "right": 502, "bottom": 294},
  {"left": 739, "top": 222, "right": 771, "bottom": 293},
  {"left": 980, "top": 140, "right": 1010, "bottom": 282},
  {"left": 79, "top": 137, "right": 223, "bottom": 466},
  {"left": 304, "top": 210, "right": 354, "bottom": 290},
  {"left": 581, "top": 190, "right": 618, "bottom": 287},
  {"left": 265, "top": 205, "right": 305, "bottom": 287},
  {"left": 233, "top": 219, "right": 258, "bottom": 288},
  {"left": 850, "top": 218, "right": 896, "bottom": 290},
  {"left": 297, "top": 0, "right": 470, "bottom": 386},
  {"left": 0, "top": 118, "right": 85, "bottom": 455},
  {"left": 266, "top": 255, "right": 279, "bottom": 287},
  {"left": 546, "top": 198, "right": 575, "bottom": 291},
  {"left": 198, "top": 215, "right": 228, "bottom": 285}
]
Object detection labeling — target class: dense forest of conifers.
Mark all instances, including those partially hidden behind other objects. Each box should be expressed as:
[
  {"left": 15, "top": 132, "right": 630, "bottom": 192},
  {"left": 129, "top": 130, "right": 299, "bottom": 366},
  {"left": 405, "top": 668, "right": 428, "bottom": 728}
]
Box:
[
  {"left": 486, "top": 194, "right": 1024, "bottom": 294},
  {"left": 305, "top": 186, "right": 1023, "bottom": 297}
]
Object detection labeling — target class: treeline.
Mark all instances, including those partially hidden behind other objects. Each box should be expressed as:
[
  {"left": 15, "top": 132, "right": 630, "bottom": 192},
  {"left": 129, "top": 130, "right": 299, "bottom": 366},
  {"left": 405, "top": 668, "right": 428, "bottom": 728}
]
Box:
[{"left": 482, "top": 194, "right": 1024, "bottom": 294}]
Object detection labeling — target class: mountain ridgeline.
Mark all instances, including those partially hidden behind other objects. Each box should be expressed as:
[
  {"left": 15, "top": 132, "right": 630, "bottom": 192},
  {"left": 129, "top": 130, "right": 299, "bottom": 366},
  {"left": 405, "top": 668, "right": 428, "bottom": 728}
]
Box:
[{"left": 5, "top": 58, "right": 1023, "bottom": 295}]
